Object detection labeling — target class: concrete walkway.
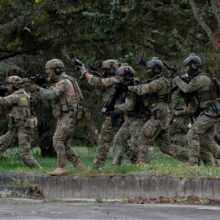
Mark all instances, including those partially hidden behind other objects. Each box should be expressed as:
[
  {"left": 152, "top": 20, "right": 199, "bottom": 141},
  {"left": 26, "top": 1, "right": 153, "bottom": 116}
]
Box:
[{"left": 1, "top": 198, "right": 220, "bottom": 219}]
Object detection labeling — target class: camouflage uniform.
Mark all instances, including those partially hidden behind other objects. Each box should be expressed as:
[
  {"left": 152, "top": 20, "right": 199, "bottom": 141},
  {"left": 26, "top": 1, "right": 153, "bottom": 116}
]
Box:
[
  {"left": 38, "top": 72, "right": 84, "bottom": 169},
  {"left": 128, "top": 76, "right": 188, "bottom": 163},
  {"left": 77, "top": 109, "right": 99, "bottom": 145},
  {"left": 173, "top": 73, "right": 220, "bottom": 165},
  {"left": 0, "top": 89, "right": 40, "bottom": 168},
  {"left": 87, "top": 76, "right": 123, "bottom": 168},
  {"left": 112, "top": 92, "right": 149, "bottom": 165}
]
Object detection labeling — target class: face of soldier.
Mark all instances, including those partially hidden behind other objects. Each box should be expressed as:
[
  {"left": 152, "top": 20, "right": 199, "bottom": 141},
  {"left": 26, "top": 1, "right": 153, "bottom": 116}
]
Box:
[
  {"left": 45, "top": 66, "right": 56, "bottom": 83},
  {"left": 185, "top": 65, "right": 195, "bottom": 76},
  {"left": 185, "top": 65, "right": 189, "bottom": 74},
  {"left": 146, "top": 68, "right": 154, "bottom": 77},
  {"left": 118, "top": 76, "right": 124, "bottom": 81},
  {"left": 100, "top": 67, "right": 108, "bottom": 77},
  {"left": 6, "top": 82, "right": 14, "bottom": 93}
]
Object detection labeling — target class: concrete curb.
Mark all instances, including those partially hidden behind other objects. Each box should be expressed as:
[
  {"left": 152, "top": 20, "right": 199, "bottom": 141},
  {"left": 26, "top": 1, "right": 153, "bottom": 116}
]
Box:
[{"left": 0, "top": 173, "right": 220, "bottom": 201}]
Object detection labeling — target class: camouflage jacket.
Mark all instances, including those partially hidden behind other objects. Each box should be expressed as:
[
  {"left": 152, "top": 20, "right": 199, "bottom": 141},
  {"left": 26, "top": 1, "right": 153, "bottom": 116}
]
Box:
[
  {"left": 128, "top": 76, "right": 170, "bottom": 120},
  {"left": 0, "top": 89, "right": 31, "bottom": 121},
  {"left": 88, "top": 76, "right": 119, "bottom": 103},
  {"left": 173, "top": 72, "right": 212, "bottom": 109},
  {"left": 0, "top": 89, "right": 37, "bottom": 129},
  {"left": 39, "top": 73, "right": 81, "bottom": 118}
]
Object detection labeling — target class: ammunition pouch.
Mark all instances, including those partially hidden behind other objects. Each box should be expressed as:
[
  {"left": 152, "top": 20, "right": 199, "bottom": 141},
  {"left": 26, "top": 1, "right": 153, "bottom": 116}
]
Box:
[
  {"left": 188, "top": 96, "right": 200, "bottom": 108},
  {"left": 25, "top": 117, "right": 38, "bottom": 129},
  {"left": 71, "top": 105, "right": 84, "bottom": 120},
  {"left": 149, "top": 93, "right": 170, "bottom": 104},
  {"left": 150, "top": 107, "right": 160, "bottom": 119}
]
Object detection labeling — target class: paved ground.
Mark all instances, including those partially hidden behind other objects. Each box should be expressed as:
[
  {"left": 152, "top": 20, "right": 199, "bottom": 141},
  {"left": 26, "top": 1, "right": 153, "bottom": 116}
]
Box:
[{"left": 1, "top": 198, "right": 220, "bottom": 219}]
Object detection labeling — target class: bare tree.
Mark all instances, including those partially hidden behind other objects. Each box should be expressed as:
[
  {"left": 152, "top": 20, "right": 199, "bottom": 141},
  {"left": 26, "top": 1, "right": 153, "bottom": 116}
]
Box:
[{"left": 189, "top": 0, "right": 220, "bottom": 50}]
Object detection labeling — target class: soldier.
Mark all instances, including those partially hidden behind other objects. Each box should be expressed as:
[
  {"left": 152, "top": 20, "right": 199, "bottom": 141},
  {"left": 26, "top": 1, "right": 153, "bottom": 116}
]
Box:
[
  {"left": 80, "top": 59, "right": 122, "bottom": 169},
  {"left": 112, "top": 65, "right": 150, "bottom": 165},
  {"left": 172, "top": 53, "right": 220, "bottom": 165},
  {"left": 127, "top": 57, "right": 188, "bottom": 163},
  {"left": 0, "top": 76, "right": 40, "bottom": 168},
  {"left": 77, "top": 106, "right": 99, "bottom": 146},
  {"left": 31, "top": 59, "right": 85, "bottom": 175}
]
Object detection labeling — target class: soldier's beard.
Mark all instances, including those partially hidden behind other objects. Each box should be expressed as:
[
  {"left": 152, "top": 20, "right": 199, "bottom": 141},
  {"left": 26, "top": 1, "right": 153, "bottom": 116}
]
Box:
[
  {"left": 7, "top": 86, "right": 13, "bottom": 94},
  {"left": 47, "top": 75, "right": 57, "bottom": 83}
]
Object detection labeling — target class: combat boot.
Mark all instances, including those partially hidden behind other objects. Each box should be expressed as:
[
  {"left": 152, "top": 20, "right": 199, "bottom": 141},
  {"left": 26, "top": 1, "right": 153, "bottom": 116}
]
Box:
[
  {"left": 75, "top": 163, "right": 86, "bottom": 171},
  {"left": 49, "top": 167, "right": 67, "bottom": 176}
]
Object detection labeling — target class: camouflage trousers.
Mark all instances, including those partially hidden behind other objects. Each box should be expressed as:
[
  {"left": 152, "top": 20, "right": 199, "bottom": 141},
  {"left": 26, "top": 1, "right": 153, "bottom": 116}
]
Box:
[
  {"left": 92, "top": 114, "right": 122, "bottom": 169},
  {"left": 186, "top": 113, "right": 220, "bottom": 165},
  {"left": 53, "top": 113, "right": 81, "bottom": 168},
  {"left": 112, "top": 118, "right": 145, "bottom": 165},
  {"left": 170, "top": 115, "right": 218, "bottom": 165},
  {"left": 137, "top": 117, "right": 189, "bottom": 163},
  {"left": 0, "top": 122, "right": 40, "bottom": 168}
]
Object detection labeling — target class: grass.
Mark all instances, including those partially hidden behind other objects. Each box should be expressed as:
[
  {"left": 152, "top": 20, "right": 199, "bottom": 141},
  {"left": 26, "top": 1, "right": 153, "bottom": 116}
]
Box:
[{"left": 1, "top": 146, "right": 220, "bottom": 178}]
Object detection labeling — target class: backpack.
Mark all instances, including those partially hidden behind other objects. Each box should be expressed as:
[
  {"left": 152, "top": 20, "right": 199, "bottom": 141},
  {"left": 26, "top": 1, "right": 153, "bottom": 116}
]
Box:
[{"left": 211, "top": 77, "right": 220, "bottom": 98}]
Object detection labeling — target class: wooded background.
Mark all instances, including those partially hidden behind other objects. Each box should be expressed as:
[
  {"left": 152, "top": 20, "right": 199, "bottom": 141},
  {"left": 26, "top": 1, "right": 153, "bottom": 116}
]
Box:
[{"left": 0, "top": 0, "right": 220, "bottom": 154}]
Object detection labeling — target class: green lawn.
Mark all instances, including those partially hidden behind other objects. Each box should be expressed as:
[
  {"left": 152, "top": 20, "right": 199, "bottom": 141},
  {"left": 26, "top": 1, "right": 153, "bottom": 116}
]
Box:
[{"left": 1, "top": 146, "right": 220, "bottom": 177}]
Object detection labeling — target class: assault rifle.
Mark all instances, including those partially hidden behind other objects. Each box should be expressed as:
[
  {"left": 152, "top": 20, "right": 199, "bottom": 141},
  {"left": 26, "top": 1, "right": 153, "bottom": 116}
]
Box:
[
  {"left": 101, "top": 80, "right": 136, "bottom": 114},
  {"left": 101, "top": 79, "right": 150, "bottom": 114},
  {"left": 163, "top": 62, "right": 180, "bottom": 79},
  {"left": 72, "top": 58, "right": 101, "bottom": 77},
  {"left": 29, "top": 74, "right": 47, "bottom": 87}
]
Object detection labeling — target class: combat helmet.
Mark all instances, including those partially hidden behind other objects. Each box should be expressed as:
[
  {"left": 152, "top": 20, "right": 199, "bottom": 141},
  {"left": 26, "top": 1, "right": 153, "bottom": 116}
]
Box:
[
  {"left": 116, "top": 65, "right": 135, "bottom": 81},
  {"left": 6, "top": 75, "right": 23, "bottom": 92},
  {"left": 183, "top": 53, "right": 202, "bottom": 69},
  {"left": 146, "top": 57, "right": 163, "bottom": 75},
  {"left": 100, "top": 59, "right": 120, "bottom": 77},
  {"left": 6, "top": 75, "right": 22, "bottom": 84},
  {"left": 45, "top": 59, "right": 65, "bottom": 75}
]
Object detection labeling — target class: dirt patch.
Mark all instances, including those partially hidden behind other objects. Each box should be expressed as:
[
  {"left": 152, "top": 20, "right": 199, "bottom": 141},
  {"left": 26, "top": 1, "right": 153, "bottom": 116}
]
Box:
[
  {"left": 0, "top": 185, "right": 44, "bottom": 200},
  {"left": 124, "top": 195, "right": 220, "bottom": 205}
]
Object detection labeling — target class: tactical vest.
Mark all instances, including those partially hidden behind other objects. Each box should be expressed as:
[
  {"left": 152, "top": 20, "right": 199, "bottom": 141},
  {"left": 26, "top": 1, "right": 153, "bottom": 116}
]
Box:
[
  {"left": 148, "top": 93, "right": 170, "bottom": 104},
  {"left": 127, "top": 94, "right": 151, "bottom": 119},
  {"left": 181, "top": 76, "right": 219, "bottom": 110},
  {"left": 58, "top": 74, "right": 83, "bottom": 113},
  {"left": 148, "top": 77, "right": 171, "bottom": 105},
  {"left": 10, "top": 90, "right": 31, "bottom": 120}
]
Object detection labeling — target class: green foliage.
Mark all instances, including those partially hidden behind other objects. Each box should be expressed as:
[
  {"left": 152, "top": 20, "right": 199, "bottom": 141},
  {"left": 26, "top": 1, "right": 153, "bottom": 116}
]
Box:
[
  {"left": 0, "top": 0, "right": 218, "bottom": 64},
  {"left": 95, "top": 196, "right": 103, "bottom": 203},
  {"left": 0, "top": 0, "right": 220, "bottom": 149},
  {"left": 1, "top": 147, "right": 220, "bottom": 178}
]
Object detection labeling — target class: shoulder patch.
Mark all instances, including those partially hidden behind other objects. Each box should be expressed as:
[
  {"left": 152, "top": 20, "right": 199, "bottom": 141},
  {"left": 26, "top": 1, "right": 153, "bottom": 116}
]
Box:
[{"left": 18, "top": 95, "right": 28, "bottom": 106}]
